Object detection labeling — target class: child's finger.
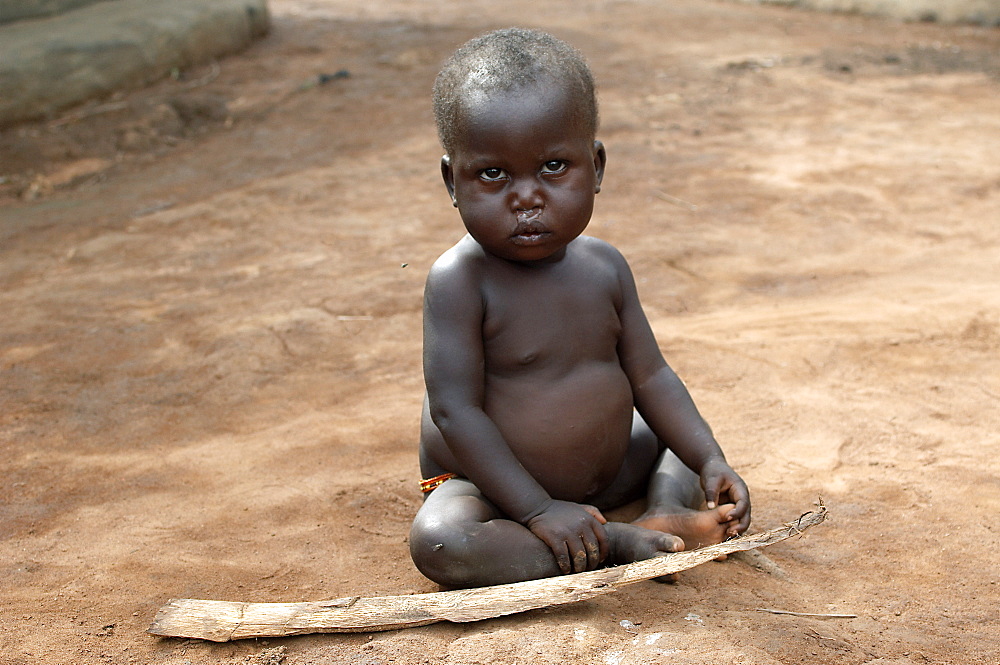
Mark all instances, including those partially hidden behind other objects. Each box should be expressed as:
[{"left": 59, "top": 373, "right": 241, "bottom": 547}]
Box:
[
  {"left": 573, "top": 543, "right": 590, "bottom": 573},
  {"left": 594, "top": 521, "right": 610, "bottom": 564},
  {"left": 585, "top": 539, "right": 601, "bottom": 570},
  {"left": 703, "top": 481, "right": 721, "bottom": 509},
  {"left": 723, "top": 500, "right": 750, "bottom": 534},
  {"left": 551, "top": 542, "right": 572, "bottom": 575},
  {"left": 736, "top": 502, "right": 752, "bottom": 532},
  {"left": 567, "top": 533, "right": 594, "bottom": 573},
  {"left": 583, "top": 527, "right": 606, "bottom": 570},
  {"left": 724, "top": 497, "right": 747, "bottom": 518},
  {"left": 581, "top": 503, "right": 607, "bottom": 524}
]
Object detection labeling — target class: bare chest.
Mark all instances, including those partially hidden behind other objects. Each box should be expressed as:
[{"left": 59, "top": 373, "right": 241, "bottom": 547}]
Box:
[{"left": 480, "top": 266, "right": 622, "bottom": 374}]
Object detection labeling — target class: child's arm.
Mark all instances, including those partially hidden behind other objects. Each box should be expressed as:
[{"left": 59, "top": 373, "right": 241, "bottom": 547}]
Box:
[
  {"left": 422, "top": 249, "right": 609, "bottom": 573},
  {"left": 608, "top": 245, "right": 751, "bottom": 533}
]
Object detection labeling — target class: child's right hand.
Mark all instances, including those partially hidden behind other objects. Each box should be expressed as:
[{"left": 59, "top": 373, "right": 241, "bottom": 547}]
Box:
[
  {"left": 524, "top": 500, "right": 609, "bottom": 574},
  {"left": 700, "top": 456, "right": 751, "bottom": 536}
]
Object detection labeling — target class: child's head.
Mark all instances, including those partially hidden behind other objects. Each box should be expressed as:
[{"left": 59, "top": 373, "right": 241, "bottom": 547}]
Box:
[
  {"left": 433, "top": 28, "right": 606, "bottom": 263},
  {"left": 432, "top": 28, "right": 599, "bottom": 157}
]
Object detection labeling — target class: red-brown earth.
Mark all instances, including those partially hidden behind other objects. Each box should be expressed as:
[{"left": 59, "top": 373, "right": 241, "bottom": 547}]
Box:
[{"left": 2, "top": 1, "right": 999, "bottom": 663}]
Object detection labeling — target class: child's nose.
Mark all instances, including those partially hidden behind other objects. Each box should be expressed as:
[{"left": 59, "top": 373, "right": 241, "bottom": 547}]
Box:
[{"left": 510, "top": 176, "right": 544, "bottom": 210}]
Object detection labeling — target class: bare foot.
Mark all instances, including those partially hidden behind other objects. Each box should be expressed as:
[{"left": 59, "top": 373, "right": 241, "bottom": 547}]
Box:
[
  {"left": 604, "top": 522, "right": 683, "bottom": 566},
  {"left": 632, "top": 503, "right": 738, "bottom": 551}
]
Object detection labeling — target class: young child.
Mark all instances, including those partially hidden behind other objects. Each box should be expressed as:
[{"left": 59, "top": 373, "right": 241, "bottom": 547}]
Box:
[{"left": 410, "top": 28, "right": 751, "bottom": 588}]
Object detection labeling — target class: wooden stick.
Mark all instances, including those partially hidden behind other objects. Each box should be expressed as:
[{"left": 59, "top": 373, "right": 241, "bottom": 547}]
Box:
[
  {"left": 758, "top": 608, "right": 856, "bottom": 619},
  {"left": 148, "top": 505, "right": 827, "bottom": 642}
]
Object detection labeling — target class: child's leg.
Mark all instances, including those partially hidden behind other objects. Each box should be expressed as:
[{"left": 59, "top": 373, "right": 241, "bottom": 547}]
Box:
[
  {"left": 409, "top": 478, "right": 558, "bottom": 587},
  {"left": 410, "top": 477, "right": 682, "bottom": 588}
]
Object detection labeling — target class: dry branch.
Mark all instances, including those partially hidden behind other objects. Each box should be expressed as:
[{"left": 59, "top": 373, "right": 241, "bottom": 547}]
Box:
[
  {"left": 148, "top": 505, "right": 827, "bottom": 642},
  {"left": 758, "top": 608, "right": 856, "bottom": 619}
]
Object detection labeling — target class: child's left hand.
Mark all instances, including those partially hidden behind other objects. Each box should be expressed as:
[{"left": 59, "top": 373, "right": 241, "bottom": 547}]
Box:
[{"left": 700, "top": 456, "right": 751, "bottom": 536}]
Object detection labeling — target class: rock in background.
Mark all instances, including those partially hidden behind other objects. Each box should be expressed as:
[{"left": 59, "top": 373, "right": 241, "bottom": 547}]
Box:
[
  {"left": 0, "top": 0, "right": 269, "bottom": 125},
  {"left": 1, "top": 0, "right": 112, "bottom": 25}
]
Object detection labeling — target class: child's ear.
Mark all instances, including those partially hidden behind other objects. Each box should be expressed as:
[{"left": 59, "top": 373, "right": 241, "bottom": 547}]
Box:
[
  {"left": 441, "top": 155, "right": 458, "bottom": 207},
  {"left": 593, "top": 140, "right": 607, "bottom": 194}
]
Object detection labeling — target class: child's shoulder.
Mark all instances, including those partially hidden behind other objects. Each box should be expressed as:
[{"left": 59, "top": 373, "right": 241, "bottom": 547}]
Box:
[
  {"left": 572, "top": 235, "right": 632, "bottom": 273},
  {"left": 573, "top": 234, "right": 625, "bottom": 259},
  {"left": 429, "top": 235, "right": 485, "bottom": 272},
  {"left": 425, "top": 235, "right": 488, "bottom": 294}
]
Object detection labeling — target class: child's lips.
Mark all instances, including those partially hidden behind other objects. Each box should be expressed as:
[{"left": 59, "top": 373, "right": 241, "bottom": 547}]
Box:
[
  {"left": 510, "top": 224, "right": 549, "bottom": 244},
  {"left": 511, "top": 231, "right": 549, "bottom": 245}
]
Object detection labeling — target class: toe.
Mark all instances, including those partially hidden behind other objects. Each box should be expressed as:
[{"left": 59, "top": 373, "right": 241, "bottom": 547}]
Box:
[{"left": 667, "top": 534, "right": 684, "bottom": 553}]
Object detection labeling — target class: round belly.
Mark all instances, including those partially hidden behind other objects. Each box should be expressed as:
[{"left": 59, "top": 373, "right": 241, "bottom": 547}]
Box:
[{"left": 484, "top": 362, "right": 634, "bottom": 502}]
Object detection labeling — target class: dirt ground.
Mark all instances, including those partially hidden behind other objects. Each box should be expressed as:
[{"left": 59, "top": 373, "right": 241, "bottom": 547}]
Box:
[{"left": 2, "top": 1, "right": 999, "bottom": 663}]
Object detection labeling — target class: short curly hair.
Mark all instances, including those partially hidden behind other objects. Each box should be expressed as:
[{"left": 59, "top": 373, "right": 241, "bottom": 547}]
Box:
[{"left": 432, "top": 28, "right": 599, "bottom": 156}]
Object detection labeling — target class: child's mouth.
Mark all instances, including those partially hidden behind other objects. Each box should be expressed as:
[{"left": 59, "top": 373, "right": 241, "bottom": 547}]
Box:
[{"left": 511, "top": 230, "right": 549, "bottom": 245}]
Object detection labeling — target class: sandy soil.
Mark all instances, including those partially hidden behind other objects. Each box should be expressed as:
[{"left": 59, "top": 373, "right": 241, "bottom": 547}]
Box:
[{"left": 2, "top": 1, "right": 999, "bottom": 663}]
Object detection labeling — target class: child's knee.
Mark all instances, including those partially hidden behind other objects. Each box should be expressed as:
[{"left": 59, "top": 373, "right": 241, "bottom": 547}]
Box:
[{"left": 408, "top": 518, "right": 484, "bottom": 588}]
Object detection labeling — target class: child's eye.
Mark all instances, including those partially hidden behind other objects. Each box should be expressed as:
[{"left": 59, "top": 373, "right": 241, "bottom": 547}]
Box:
[
  {"left": 479, "top": 168, "right": 507, "bottom": 181},
  {"left": 540, "top": 160, "right": 567, "bottom": 174}
]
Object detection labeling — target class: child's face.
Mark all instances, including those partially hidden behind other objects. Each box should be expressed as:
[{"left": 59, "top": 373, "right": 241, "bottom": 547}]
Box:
[{"left": 442, "top": 82, "right": 606, "bottom": 263}]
